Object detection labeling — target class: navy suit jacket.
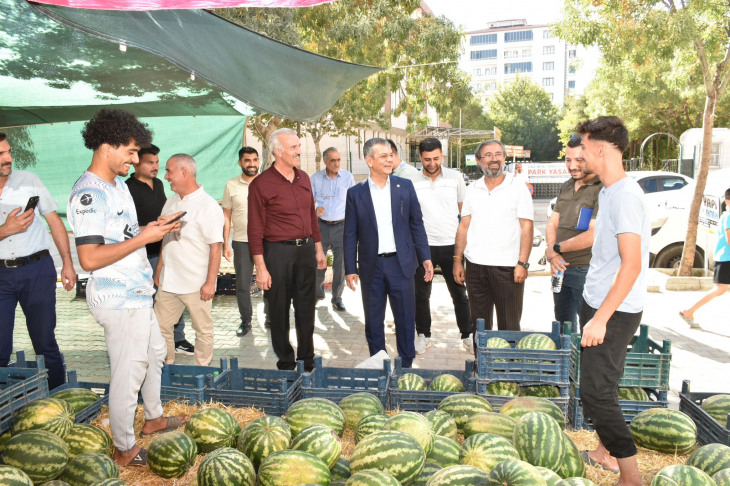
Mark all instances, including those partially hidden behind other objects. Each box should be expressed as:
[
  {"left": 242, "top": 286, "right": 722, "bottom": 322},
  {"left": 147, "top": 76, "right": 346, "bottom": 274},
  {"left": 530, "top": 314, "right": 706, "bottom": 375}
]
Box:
[{"left": 344, "top": 176, "right": 431, "bottom": 285}]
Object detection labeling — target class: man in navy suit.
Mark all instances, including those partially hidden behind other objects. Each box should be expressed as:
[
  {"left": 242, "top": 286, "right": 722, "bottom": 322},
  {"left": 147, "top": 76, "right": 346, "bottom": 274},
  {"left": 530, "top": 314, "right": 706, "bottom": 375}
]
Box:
[{"left": 344, "top": 138, "right": 433, "bottom": 368}]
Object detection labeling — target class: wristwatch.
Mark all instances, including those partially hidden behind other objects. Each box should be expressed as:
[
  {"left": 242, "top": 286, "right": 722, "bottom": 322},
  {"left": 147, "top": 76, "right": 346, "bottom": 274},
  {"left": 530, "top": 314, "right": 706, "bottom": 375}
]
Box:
[
  {"left": 553, "top": 243, "right": 562, "bottom": 255},
  {"left": 517, "top": 261, "right": 530, "bottom": 269}
]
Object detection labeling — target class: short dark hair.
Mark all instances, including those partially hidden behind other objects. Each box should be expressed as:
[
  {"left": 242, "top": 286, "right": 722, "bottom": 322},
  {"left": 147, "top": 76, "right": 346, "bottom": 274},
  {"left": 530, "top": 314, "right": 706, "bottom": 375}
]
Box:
[
  {"left": 81, "top": 109, "right": 153, "bottom": 151},
  {"left": 239, "top": 146, "right": 259, "bottom": 160},
  {"left": 386, "top": 139, "right": 398, "bottom": 155},
  {"left": 725, "top": 188, "right": 730, "bottom": 199},
  {"left": 0, "top": 132, "right": 6, "bottom": 143},
  {"left": 138, "top": 144, "right": 160, "bottom": 158},
  {"left": 323, "top": 147, "right": 339, "bottom": 161},
  {"left": 575, "top": 116, "right": 629, "bottom": 153},
  {"left": 419, "top": 138, "right": 442, "bottom": 154},
  {"left": 566, "top": 134, "right": 582, "bottom": 148}
]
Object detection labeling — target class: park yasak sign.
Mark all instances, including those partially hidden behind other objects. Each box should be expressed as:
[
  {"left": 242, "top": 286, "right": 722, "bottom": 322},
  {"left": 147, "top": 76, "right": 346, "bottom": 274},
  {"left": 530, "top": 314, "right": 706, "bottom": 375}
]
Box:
[{"left": 522, "top": 163, "right": 571, "bottom": 184}]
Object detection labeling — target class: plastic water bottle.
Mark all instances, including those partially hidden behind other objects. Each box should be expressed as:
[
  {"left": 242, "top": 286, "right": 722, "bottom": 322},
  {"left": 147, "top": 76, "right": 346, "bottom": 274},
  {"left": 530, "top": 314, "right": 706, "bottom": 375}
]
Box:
[{"left": 551, "top": 262, "right": 565, "bottom": 293}]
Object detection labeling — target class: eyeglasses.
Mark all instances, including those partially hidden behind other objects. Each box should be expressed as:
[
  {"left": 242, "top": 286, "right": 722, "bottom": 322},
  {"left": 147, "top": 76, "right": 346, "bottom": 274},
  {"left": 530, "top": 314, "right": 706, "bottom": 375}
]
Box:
[{"left": 479, "top": 152, "right": 504, "bottom": 160}]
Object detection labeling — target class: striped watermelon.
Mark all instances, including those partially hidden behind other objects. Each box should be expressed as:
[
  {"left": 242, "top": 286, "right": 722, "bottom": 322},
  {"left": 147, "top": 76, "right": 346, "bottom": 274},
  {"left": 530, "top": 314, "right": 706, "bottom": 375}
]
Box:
[
  {"left": 463, "top": 413, "right": 517, "bottom": 442},
  {"left": 383, "top": 411, "right": 435, "bottom": 456},
  {"left": 89, "top": 480, "right": 127, "bottom": 486},
  {"left": 290, "top": 424, "right": 342, "bottom": 469},
  {"left": 521, "top": 386, "right": 560, "bottom": 398},
  {"left": 59, "top": 453, "right": 119, "bottom": 486},
  {"left": 286, "top": 398, "right": 346, "bottom": 437},
  {"left": 345, "top": 469, "right": 400, "bottom": 486},
  {"left": 438, "top": 394, "right": 493, "bottom": 432},
  {"left": 430, "top": 374, "right": 465, "bottom": 393},
  {"left": 185, "top": 408, "right": 241, "bottom": 453},
  {"left": 413, "top": 462, "right": 442, "bottom": 486},
  {"left": 196, "top": 447, "right": 255, "bottom": 486},
  {"left": 331, "top": 457, "right": 351, "bottom": 481},
  {"left": 513, "top": 412, "right": 565, "bottom": 472},
  {"left": 12, "top": 398, "right": 75, "bottom": 438},
  {"left": 516, "top": 334, "right": 556, "bottom": 350},
  {"left": 237, "top": 416, "right": 291, "bottom": 470},
  {"left": 687, "top": 444, "right": 730, "bottom": 476},
  {"left": 424, "top": 410, "right": 458, "bottom": 440},
  {"left": 651, "top": 465, "right": 714, "bottom": 486},
  {"left": 339, "top": 393, "right": 384, "bottom": 430},
  {"left": 349, "top": 430, "right": 425, "bottom": 484},
  {"left": 630, "top": 409, "right": 696, "bottom": 454},
  {"left": 427, "top": 435, "right": 460, "bottom": 468},
  {"left": 355, "top": 414, "right": 388, "bottom": 444},
  {"left": 426, "top": 465, "right": 489, "bottom": 486},
  {"left": 0, "top": 466, "right": 33, "bottom": 486},
  {"left": 618, "top": 387, "right": 649, "bottom": 401},
  {"left": 2, "top": 430, "right": 69, "bottom": 483},
  {"left": 399, "top": 373, "right": 428, "bottom": 391},
  {"left": 557, "top": 432, "right": 585, "bottom": 479},
  {"left": 460, "top": 433, "right": 520, "bottom": 473},
  {"left": 486, "top": 382, "right": 520, "bottom": 397},
  {"left": 147, "top": 431, "right": 197, "bottom": 478},
  {"left": 701, "top": 395, "right": 730, "bottom": 425},
  {"left": 41, "top": 482, "right": 71, "bottom": 486},
  {"left": 485, "top": 459, "right": 546, "bottom": 485},
  {"left": 52, "top": 388, "right": 101, "bottom": 414},
  {"left": 714, "top": 469, "right": 730, "bottom": 485},
  {"left": 64, "top": 424, "right": 113, "bottom": 459},
  {"left": 0, "top": 430, "right": 12, "bottom": 454},
  {"left": 332, "top": 481, "right": 348, "bottom": 486},
  {"left": 487, "top": 337, "right": 511, "bottom": 349},
  {"left": 257, "top": 450, "right": 331, "bottom": 486},
  {"left": 535, "top": 466, "right": 561, "bottom": 486},
  {"left": 556, "top": 479, "right": 596, "bottom": 486},
  {"left": 500, "top": 397, "right": 566, "bottom": 429}
]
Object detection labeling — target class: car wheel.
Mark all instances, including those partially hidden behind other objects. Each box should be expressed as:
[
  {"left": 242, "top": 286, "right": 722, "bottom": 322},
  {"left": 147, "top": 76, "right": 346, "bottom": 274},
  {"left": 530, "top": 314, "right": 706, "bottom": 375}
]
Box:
[{"left": 653, "top": 243, "right": 704, "bottom": 269}]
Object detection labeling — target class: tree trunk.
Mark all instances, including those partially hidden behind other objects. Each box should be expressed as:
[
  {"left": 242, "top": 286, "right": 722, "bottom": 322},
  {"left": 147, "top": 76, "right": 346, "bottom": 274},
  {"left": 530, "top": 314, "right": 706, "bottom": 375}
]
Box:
[
  {"left": 678, "top": 93, "right": 716, "bottom": 276},
  {"left": 314, "top": 138, "right": 322, "bottom": 173}
]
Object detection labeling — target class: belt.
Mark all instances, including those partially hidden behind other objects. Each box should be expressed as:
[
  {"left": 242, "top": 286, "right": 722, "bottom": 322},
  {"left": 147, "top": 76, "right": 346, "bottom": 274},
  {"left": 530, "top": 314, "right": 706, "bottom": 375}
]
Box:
[
  {"left": 282, "top": 237, "right": 310, "bottom": 246},
  {"left": 318, "top": 218, "right": 345, "bottom": 226},
  {"left": 378, "top": 252, "right": 397, "bottom": 258},
  {"left": 0, "top": 250, "right": 50, "bottom": 268}
]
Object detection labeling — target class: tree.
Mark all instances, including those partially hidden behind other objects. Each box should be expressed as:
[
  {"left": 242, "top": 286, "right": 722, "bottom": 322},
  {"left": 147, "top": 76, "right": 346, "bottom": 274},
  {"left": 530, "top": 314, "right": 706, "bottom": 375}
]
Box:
[
  {"left": 484, "top": 76, "right": 561, "bottom": 161},
  {"left": 443, "top": 95, "right": 491, "bottom": 131},
  {"left": 3, "top": 127, "right": 38, "bottom": 169},
  {"left": 555, "top": 0, "right": 730, "bottom": 276}
]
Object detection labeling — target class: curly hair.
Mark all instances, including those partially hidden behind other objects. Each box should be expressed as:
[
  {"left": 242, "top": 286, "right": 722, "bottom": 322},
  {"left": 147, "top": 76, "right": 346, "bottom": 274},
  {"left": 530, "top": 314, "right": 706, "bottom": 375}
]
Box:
[
  {"left": 576, "top": 116, "right": 629, "bottom": 153},
  {"left": 81, "top": 109, "right": 153, "bottom": 151}
]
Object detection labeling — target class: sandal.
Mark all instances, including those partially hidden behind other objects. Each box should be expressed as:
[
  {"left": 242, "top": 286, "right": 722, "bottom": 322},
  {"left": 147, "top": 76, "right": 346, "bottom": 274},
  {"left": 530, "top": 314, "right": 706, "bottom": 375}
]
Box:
[
  {"left": 125, "top": 448, "right": 148, "bottom": 466},
  {"left": 580, "top": 450, "right": 620, "bottom": 474},
  {"left": 679, "top": 311, "right": 700, "bottom": 329},
  {"left": 139, "top": 416, "right": 185, "bottom": 438}
]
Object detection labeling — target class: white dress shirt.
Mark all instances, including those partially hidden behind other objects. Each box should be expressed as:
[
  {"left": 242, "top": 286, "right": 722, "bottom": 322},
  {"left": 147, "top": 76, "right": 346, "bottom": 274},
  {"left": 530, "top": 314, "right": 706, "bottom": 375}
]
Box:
[{"left": 368, "top": 176, "right": 397, "bottom": 254}]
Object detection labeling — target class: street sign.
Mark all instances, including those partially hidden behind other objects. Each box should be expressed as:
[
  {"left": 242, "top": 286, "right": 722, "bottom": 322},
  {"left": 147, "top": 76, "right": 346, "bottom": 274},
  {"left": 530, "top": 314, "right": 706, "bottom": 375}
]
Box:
[
  {"left": 523, "top": 150, "right": 531, "bottom": 158},
  {"left": 504, "top": 145, "right": 524, "bottom": 157},
  {"left": 465, "top": 154, "right": 476, "bottom": 166}
]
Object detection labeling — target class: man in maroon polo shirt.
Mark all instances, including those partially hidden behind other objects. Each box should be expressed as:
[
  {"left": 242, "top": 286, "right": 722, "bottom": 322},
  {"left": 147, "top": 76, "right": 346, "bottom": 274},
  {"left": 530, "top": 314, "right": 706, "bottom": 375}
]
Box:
[{"left": 248, "top": 128, "right": 327, "bottom": 371}]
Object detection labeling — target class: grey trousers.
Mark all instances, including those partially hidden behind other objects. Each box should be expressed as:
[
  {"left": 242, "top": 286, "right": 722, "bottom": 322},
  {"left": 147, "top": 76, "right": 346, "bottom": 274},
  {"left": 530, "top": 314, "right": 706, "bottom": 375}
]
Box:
[
  {"left": 315, "top": 220, "right": 345, "bottom": 304},
  {"left": 232, "top": 241, "right": 268, "bottom": 324},
  {"left": 148, "top": 255, "right": 186, "bottom": 342}
]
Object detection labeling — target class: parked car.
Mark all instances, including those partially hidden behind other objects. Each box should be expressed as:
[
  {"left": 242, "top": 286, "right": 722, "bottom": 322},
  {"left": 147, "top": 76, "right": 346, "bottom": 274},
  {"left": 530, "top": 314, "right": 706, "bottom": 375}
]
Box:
[{"left": 529, "top": 227, "right": 548, "bottom": 271}]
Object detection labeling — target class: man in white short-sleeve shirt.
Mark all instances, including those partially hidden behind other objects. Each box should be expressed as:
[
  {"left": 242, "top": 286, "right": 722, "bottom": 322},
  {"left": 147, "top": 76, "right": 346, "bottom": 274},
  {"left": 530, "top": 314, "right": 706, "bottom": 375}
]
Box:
[
  {"left": 154, "top": 154, "right": 224, "bottom": 366},
  {"left": 454, "top": 139, "right": 534, "bottom": 333}
]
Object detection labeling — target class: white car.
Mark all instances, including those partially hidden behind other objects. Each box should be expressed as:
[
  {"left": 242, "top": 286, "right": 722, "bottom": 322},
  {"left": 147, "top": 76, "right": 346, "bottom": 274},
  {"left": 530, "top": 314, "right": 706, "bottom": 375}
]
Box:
[{"left": 529, "top": 227, "right": 548, "bottom": 271}]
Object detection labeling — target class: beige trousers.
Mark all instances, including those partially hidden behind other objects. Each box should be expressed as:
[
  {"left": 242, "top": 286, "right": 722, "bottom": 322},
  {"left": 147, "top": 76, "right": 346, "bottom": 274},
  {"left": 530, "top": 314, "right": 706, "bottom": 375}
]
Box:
[{"left": 154, "top": 290, "right": 214, "bottom": 366}]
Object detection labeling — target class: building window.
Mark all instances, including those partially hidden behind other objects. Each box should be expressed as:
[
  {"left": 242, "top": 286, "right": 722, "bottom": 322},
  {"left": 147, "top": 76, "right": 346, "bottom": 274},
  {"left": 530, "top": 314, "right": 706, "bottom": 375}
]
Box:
[
  {"left": 473, "top": 68, "right": 481, "bottom": 76},
  {"left": 568, "top": 80, "right": 576, "bottom": 89},
  {"left": 505, "top": 30, "right": 533, "bottom": 43},
  {"left": 522, "top": 49, "right": 531, "bottom": 57},
  {"left": 543, "top": 45, "right": 555, "bottom": 55},
  {"left": 543, "top": 62, "right": 554, "bottom": 71},
  {"left": 569, "top": 66, "right": 576, "bottom": 74},
  {"left": 543, "top": 78, "right": 554, "bottom": 87},
  {"left": 491, "top": 82, "right": 497, "bottom": 90},
  {"left": 471, "top": 49, "right": 498, "bottom": 60},
  {"left": 550, "top": 93, "right": 554, "bottom": 100},
  {"left": 568, "top": 49, "right": 577, "bottom": 58},
  {"left": 504, "top": 50, "right": 520, "bottom": 59},
  {"left": 475, "top": 83, "right": 481, "bottom": 90},
  {"left": 470, "top": 33, "right": 498, "bottom": 45},
  {"left": 485, "top": 66, "right": 497, "bottom": 76},
  {"left": 504, "top": 62, "right": 532, "bottom": 74},
  {"left": 543, "top": 30, "right": 551, "bottom": 39}
]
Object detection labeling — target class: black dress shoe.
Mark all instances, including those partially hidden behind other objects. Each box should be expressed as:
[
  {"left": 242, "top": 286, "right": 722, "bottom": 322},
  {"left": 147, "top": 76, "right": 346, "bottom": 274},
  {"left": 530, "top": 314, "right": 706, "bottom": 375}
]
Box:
[
  {"left": 236, "top": 322, "right": 251, "bottom": 336},
  {"left": 332, "top": 302, "right": 346, "bottom": 312}
]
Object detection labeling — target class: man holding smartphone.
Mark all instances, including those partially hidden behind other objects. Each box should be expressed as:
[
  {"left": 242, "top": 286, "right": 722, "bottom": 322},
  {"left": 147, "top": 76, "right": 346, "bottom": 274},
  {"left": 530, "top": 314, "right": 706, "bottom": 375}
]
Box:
[{"left": 0, "top": 131, "right": 76, "bottom": 390}]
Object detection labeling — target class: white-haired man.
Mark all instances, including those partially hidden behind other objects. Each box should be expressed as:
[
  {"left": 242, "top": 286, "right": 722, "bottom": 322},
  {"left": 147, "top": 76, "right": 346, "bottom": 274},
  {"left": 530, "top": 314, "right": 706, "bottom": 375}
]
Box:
[
  {"left": 248, "top": 129, "right": 327, "bottom": 372},
  {"left": 154, "top": 154, "right": 224, "bottom": 366}
]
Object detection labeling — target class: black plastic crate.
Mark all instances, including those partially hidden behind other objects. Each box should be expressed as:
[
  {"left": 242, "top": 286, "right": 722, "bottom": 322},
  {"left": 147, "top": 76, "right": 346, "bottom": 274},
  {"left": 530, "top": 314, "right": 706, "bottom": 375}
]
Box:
[
  {"left": 216, "top": 274, "right": 260, "bottom": 296},
  {"left": 389, "top": 357, "right": 475, "bottom": 412},
  {"left": 302, "top": 356, "right": 390, "bottom": 410},
  {"left": 568, "top": 385, "right": 668, "bottom": 430},
  {"left": 679, "top": 380, "right": 730, "bottom": 446},
  {"left": 1, "top": 356, "right": 49, "bottom": 434}
]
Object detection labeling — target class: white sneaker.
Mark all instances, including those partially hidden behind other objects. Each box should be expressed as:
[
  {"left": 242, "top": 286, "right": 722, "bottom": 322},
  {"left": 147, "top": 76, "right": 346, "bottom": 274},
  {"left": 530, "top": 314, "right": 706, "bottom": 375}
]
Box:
[
  {"left": 462, "top": 336, "right": 474, "bottom": 354},
  {"left": 415, "top": 334, "right": 426, "bottom": 355}
]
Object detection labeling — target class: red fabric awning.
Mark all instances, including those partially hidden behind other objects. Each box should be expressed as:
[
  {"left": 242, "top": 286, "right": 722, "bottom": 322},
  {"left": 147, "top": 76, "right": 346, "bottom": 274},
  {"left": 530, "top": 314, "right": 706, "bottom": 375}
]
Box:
[{"left": 30, "top": 0, "right": 335, "bottom": 8}]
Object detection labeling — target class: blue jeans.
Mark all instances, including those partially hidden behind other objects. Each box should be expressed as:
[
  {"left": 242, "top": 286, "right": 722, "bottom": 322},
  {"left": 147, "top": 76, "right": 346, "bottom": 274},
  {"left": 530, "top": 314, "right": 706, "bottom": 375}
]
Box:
[
  {"left": 552, "top": 266, "right": 588, "bottom": 331},
  {"left": 148, "top": 255, "right": 186, "bottom": 342}
]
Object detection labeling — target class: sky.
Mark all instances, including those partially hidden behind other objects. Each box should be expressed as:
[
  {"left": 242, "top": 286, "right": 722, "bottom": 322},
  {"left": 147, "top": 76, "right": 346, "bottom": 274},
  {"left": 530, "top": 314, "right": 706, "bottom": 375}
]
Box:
[{"left": 425, "top": 0, "right": 564, "bottom": 33}]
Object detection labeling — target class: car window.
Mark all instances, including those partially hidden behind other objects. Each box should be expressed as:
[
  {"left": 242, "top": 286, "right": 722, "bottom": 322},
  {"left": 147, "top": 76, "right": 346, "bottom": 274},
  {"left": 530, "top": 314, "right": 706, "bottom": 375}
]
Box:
[
  {"left": 638, "top": 177, "right": 658, "bottom": 193},
  {"left": 659, "top": 177, "right": 687, "bottom": 192}
]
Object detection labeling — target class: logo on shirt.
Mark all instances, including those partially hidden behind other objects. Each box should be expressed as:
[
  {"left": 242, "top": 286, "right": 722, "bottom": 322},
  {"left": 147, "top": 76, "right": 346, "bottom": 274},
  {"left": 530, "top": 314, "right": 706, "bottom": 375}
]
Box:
[
  {"left": 123, "top": 224, "right": 133, "bottom": 241},
  {"left": 117, "top": 210, "right": 123, "bottom": 215},
  {"left": 80, "top": 194, "right": 93, "bottom": 206}
]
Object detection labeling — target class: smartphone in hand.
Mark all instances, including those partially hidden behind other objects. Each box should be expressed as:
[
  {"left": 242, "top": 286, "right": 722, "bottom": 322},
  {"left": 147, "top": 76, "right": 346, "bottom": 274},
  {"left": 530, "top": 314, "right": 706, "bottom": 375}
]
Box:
[
  {"left": 25, "top": 196, "right": 40, "bottom": 212},
  {"left": 165, "top": 211, "right": 187, "bottom": 225}
]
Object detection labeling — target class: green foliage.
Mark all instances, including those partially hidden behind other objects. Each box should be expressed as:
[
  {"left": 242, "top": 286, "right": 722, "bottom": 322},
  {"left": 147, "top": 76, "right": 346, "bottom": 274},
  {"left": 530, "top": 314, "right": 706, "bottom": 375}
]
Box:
[
  {"left": 3, "top": 127, "right": 38, "bottom": 169},
  {"left": 443, "top": 96, "right": 491, "bottom": 130}
]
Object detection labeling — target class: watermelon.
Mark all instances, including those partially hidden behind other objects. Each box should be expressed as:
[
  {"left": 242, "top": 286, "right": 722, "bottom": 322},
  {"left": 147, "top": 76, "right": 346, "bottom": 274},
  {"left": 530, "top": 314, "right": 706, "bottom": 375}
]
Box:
[
  {"left": 332, "top": 481, "right": 348, "bottom": 486},
  {"left": 355, "top": 414, "right": 388, "bottom": 444},
  {"left": 413, "top": 462, "right": 442, "bottom": 486},
  {"left": 185, "top": 408, "right": 241, "bottom": 453},
  {"left": 0, "top": 466, "right": 33, "bottom": 486},
  {"left": 438, "top": 394, "right": 493, "bottom": 431},
  {"left": 89, "top": 480, "right": 127, "bottom": 486},
  {"left": 430, "top": 374, "right": 465, "bottom": 393},
  {"left": 516, "top": 334, "right": 556, "bottom": 350},
  {"left": 486, "top": 337, "right": 510, "bottom": 349},
  {"left": 500, "top": 397, "right": 566, "bottom": 429},
  {"left": 651, "top": 465, "right": 715, "bottom": 486},
  {"left": 383, "top": 411, "right": 435, "bottom": 456},
  {"left": 331, "top": 457, "right": 351, "bottom": 481},
  {"left": 556, "top": 479, "right": 596, "bottom": 486},
  {"left": 535, "top": 466, "right": 561, "bottom": 486},
  {"left": 463, "top": 413, "right": 517, "bottom": 442},
  {"left": 339, "top": 393, "right": 384, "bottom": 430},
  {"left": 513, "top": 412, "right": 565, "bottom": 472},
  {"left": 557, "top": 432, "right": 585, "bottom": 479},
  {"left": 2, "top": 430, "right": 69, "bottom": 483},
  {"left": 486, "top": 382, "right": 520, "bottom": 397},
  {"left": 460, "top": 433, "right": 520, "bottom": 473},
  {"left": 345, "top": 470, "right": 400, "bottom": 486},
  {"left": 424, "top": 410, "right": 458, "bottom": 440},
  {"left": 485, "top": 459, "right": 546, "bottom": 486},
  {"left": 630, "top": 409, "right": 697, "bottom": 454},
  {"left": 349, "top": 430, "right": 425, "bottom": 484},
  {"left": 196, "top": 447, "right": 255, "bottom": 486},
  {"left": 701, "top": 395, "right": 730, "bottom": 425},
  {"left": 52, "top": 388, "right": 101, "bottom": 414},
  {"left": 237, "top": 416, "right": 291, "bottom": 471},
  {"left": 12, "top": 398, "right": 75, "bottom": 438},
  {"left": 618, "top": 387, "right": 650, "bottom": 401},
  {"left": 290, "top": 424, "right": 342, "bottom": 469},
  {"left": 427, "top": 435, "right": 460, "bottom": 468},
  {"left": 426, "top": 465, "right": 489, "bottom": 486},
  {"left": 59, "top": 453, "right": 119, "bottom": 486},
  {"left": 63, "top": 424, "right": 114, "bottom": 459},
  {"left": 257, "top": 450, "right": 331, "bottom": 486},
  {"left": 399, "top": 373, "right": 428, "bottom": 391},
  {"left": 0, "top": 430, "right": 12, "bottom": 454},
  {"left": 715, "top": 469, "right": 730, "bottom": 486},
  {"left": 41, "top": 482, "right": 71, "bottom": 486},
  {"left": 687, "top": 443, "right": 730, "bottom": 476},
  {"left": 521, "top": 386, "right": 561, "bottom": 398},
  {"left": 147, "top": 431, "right": 197, "bottom": 478},
  {"left": 286, "top": 398, "right": 346, "bottom": 437}
]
